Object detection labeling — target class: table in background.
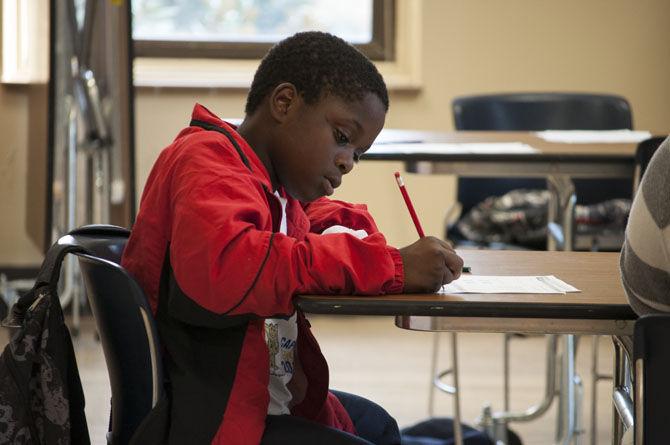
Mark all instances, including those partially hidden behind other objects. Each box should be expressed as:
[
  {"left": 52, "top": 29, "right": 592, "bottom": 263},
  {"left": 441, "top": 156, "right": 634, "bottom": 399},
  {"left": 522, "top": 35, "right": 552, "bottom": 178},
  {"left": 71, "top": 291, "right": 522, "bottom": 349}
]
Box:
[{"left": 368, "top": 130, "right": 639, "bottom": 251}]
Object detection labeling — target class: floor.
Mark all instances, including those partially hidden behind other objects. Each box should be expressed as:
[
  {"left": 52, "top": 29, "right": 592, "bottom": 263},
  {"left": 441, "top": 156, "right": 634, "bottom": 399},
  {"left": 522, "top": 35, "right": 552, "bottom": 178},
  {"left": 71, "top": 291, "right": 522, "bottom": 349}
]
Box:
[{"left": 2, "top": 314, "right": 619, "bottom": 444}]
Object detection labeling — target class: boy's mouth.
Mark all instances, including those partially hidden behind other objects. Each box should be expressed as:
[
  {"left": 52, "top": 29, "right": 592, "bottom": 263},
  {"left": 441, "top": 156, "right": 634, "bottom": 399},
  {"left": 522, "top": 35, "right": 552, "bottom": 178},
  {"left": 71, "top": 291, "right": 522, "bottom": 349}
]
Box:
[{"left": 323, "top": 176, "right": 338, "bottom": 196}]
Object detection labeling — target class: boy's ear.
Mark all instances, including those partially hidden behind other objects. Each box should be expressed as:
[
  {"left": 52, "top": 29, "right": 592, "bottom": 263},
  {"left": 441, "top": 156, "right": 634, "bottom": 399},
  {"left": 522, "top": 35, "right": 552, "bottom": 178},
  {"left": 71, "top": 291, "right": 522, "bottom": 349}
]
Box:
[{"left": 269, "top": 83, "right": 299, "bottom": 122}]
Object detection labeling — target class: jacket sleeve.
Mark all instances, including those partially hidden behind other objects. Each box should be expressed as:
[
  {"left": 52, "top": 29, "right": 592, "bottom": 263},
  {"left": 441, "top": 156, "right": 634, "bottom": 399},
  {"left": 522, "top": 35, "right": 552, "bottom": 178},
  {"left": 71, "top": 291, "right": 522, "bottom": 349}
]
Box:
[
  {"left": 169, "top": 176, "right": 404, "bottom": 321},
  {"left": 302, "top": 197, "right": 381, "bottom": 235}
]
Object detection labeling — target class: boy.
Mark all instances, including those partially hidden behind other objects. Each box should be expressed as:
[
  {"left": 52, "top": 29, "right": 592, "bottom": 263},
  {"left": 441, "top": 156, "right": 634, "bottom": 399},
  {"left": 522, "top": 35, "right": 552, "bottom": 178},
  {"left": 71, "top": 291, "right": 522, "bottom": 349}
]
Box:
[{"left": 122, "top": 31, "right": 463, "bottom": 445}]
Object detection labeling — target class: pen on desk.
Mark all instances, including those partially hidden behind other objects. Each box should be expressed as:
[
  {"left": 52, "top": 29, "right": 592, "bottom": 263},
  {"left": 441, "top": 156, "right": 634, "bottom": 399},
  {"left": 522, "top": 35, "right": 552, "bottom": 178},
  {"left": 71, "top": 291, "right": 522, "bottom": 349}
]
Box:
[
  {"left": 394, "top": 171, "right": 471, "bottom": 274},
  {"left": 394, "top": 172, "right": 425, "bottom": 238}
]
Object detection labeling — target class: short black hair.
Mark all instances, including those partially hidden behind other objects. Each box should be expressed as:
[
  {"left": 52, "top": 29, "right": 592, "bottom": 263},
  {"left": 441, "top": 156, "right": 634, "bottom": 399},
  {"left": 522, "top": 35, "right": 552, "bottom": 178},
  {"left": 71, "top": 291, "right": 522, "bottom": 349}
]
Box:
[{"left": 245, "top": 31, "right": 389, "bottom": 115}]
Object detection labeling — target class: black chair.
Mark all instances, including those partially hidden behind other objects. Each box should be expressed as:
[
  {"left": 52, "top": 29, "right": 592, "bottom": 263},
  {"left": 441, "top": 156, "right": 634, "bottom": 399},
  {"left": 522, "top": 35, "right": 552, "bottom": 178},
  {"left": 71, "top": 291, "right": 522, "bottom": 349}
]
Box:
[
  {"left": 451, "top": 92, "right": 634, "bottom": 248},
  {"left": 633, "top": 314, "right": 670, "bottom": 444},
  {"left": 634, "top": 136, "right": 667, "bottom": 189},
  {"left": 61, "top": 225, "right": 165, "bottom": 445},
  {"left": 59, "top": 225, "right": 129, "bottom": 263}
]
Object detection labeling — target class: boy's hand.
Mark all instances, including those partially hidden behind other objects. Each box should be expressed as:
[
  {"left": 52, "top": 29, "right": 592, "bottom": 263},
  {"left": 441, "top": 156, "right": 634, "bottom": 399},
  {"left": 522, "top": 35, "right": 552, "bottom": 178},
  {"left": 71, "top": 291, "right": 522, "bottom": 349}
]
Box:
[{"left": 399, "top": 236, "right": 464, "bottom": 293}]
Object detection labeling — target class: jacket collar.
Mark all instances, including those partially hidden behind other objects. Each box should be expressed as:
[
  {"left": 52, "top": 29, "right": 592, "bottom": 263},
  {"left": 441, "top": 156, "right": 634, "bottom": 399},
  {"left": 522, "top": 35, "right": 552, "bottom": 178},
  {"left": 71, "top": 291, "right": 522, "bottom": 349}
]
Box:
[{"left": 191, "top": 103, "right": 274, "bottom": 190}]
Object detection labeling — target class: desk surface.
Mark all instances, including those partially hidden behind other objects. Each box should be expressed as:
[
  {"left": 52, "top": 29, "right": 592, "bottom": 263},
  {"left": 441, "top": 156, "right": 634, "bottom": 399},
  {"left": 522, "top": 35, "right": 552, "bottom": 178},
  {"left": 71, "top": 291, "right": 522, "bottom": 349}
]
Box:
[
  {"left": 371, "top": 130, "right": 638, "bottom": 157},
  {"left": 296, "top": 251, "right": 635, "bottom": 323},
  {"left": 366, "top": 130, "right": 640, "bottom": 179}
]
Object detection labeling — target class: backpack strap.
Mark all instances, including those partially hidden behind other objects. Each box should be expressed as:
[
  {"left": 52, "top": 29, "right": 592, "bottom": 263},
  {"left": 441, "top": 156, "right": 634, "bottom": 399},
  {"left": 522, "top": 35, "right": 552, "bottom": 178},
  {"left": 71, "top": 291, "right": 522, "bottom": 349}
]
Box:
[
  {"left": 2, "top": 243, "right": 86, "bottom": 328},
  {"left": 2, "top": 224, "right": 130, "bottom": 328},
  {"left": 189, "top": 119, "right": 252, "bottom": 172}
]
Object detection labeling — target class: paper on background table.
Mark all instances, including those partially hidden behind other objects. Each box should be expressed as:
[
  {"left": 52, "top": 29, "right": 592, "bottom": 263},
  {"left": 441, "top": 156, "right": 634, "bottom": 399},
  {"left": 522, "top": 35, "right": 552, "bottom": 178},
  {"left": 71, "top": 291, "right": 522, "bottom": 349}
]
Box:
[
  {"left": 366, "top": 142, "right": 538, "bottom": 155},
  {"left": 441, "top": 275, "right": 581, "bottom": 294},
  {"left": 535, "top": 130, "right": 652, "bottom": 144}
]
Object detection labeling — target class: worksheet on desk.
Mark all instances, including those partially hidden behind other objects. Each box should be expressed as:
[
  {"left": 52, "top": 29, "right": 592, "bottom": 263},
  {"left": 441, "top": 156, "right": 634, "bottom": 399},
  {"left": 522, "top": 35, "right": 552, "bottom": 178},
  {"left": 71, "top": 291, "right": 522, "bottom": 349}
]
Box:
[
  {"left": 441, "top": 275, "right": 580, "bottom": 294},
  {"left": 366, "top": 142, "right": 538, "bottom": 155},
  {"left": 534, "top": 130, "right": 652, "bottom": 144}
]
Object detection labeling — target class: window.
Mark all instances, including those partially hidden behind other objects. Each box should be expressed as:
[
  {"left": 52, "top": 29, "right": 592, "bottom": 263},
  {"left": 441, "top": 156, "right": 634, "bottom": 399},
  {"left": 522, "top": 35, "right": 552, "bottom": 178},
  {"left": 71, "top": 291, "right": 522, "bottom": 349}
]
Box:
[{"left": 133, "top": 0, "right": 394, "bottom": 60}]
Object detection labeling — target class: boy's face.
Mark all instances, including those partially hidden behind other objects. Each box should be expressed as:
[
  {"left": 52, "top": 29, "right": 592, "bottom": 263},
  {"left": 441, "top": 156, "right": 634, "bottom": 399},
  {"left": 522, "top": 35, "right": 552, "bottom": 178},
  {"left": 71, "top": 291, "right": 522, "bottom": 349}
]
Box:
[{"left": 270, "top": 89, "right": 386, "bottom": 202}]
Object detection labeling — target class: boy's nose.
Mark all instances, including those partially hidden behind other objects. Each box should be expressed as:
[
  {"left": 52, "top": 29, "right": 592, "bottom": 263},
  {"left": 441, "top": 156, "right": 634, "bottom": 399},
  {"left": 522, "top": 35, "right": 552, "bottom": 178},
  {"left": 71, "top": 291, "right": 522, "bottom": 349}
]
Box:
[{"left": 336, "top": 152, "right": 354, "bottom": 175}]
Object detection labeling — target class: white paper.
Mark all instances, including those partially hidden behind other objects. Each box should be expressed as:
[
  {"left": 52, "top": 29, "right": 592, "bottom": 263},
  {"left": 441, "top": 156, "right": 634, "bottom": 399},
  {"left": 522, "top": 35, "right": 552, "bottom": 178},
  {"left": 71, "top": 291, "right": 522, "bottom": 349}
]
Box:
[
  {"left": 366, "top": 142, "right": 538, "bottom": 155},
  {"left": 535, "top": 130, "right": 652, "bottom": 144},
  {"left": 321, "top": 225, "right": 368, "bottom": 239},
  {"left": 440, "top": 275, "right": 580, "bottom": 294}
]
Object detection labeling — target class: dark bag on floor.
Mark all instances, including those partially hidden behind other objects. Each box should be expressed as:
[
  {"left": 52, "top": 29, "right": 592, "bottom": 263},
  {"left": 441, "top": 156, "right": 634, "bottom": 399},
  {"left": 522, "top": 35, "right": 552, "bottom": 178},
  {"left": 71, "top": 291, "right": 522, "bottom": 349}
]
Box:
[
  {"left": 0, "top": 242, "right": 90, "bottom": 444},
  {"left": 401, "top": 417, "right": 522, "bottom": 445},
  {"left": 456, "top": 189, "right": 631, "bottom": 249}
]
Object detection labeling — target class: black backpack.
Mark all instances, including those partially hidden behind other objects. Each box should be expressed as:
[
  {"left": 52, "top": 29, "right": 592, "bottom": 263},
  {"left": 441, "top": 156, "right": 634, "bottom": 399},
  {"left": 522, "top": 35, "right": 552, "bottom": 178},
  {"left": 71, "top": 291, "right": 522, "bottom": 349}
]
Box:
[{"left": 0, "top": 241, "right": 90, "bottom": 444}]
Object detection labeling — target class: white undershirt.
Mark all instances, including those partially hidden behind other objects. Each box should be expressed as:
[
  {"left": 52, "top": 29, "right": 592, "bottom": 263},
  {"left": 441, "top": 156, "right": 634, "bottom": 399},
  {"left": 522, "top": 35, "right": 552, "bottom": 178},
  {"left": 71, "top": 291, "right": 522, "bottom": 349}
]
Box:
[
  {"left": 263, "top": 194, "right": 370, "bottom": 415},
  {"left": 265, "top": 192, "right": 297, "bottom": 415}
]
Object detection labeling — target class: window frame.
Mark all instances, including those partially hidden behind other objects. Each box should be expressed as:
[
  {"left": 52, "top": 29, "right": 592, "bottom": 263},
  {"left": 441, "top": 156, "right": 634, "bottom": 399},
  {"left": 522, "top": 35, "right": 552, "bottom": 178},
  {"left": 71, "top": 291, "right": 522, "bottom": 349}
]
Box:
[{"left": 132, "top": 0, "right": 395, "bottom": 61}]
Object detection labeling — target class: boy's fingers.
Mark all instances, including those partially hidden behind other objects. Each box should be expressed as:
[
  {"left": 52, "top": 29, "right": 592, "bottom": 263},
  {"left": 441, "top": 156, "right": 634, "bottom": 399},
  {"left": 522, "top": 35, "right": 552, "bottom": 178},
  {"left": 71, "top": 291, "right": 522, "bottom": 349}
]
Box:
[
  {"left": 436, "top": 238, "right": 456, "bottom": 253},
  {"left": 438, "top": 249, "right": 462, "bottom": 283},
  {"left": 441, "top": 266, "right": 454, "bottom": 286},
  {"left": 444, "top": 251, "right": 464, "bottom": 281}
]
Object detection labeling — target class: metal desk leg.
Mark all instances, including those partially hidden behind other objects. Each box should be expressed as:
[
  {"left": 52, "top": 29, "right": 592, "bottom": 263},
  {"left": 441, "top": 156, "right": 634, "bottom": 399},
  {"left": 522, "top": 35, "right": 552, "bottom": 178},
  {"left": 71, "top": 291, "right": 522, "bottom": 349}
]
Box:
[
  {"left": 611, "top": 336, "right": 633, "bottom": 445},
  {"left": 485, "top": 336, "right": 558, "bottom": 443},
  {"left": 557, "top": 334, "right": 579, "bottom": 445},
  {"left": 451, "top": 333, "right": 463, "bottom": 445},
  {"left": 430, "top": 332, "right": 463, "bottom": 445},
  {"left": 428, "top": 332, "right": 440, "bottom": 416},
  {"left": 590, "top": 336, "right": 613, "bottom": 445},
  {"left": 590, "top": 336, "right": 599, "bottom": 445},
  {"left": 612, "top": 339, "right": 625, "bottom": 444},
  {"left": 547, "top": 175, "right": 576, "bottom": 252},
  {"left": 504, "top": 333, "right": 511, "bottom": 412}
]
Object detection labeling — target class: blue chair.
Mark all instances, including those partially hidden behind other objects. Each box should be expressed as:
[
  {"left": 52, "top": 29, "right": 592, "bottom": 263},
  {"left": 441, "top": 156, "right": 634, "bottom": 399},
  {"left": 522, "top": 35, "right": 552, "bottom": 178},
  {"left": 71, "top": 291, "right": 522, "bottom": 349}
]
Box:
[
  {"left": 451, "top": 92, "right": 634, "bottom": 249},
  {"left": 633, "top": 314, "right": 670, "bottom": 444},
  {"left": 61, "top": 225, "right": 165, "bottom": 445}
]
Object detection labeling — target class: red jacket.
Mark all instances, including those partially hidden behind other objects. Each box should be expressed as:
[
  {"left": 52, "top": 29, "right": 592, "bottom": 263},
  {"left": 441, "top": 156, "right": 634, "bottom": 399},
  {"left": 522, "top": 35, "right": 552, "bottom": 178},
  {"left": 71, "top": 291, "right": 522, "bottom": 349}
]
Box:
[{"left": 122, "top": 104, "right": 404, "bottom": 444}]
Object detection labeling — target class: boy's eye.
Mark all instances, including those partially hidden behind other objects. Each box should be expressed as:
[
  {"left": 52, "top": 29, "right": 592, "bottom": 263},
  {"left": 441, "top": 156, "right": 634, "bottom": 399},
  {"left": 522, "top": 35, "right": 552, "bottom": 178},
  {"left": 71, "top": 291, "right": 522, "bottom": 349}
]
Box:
[{"left": 333, "top": 129, "right": 350, "bottom": 146}]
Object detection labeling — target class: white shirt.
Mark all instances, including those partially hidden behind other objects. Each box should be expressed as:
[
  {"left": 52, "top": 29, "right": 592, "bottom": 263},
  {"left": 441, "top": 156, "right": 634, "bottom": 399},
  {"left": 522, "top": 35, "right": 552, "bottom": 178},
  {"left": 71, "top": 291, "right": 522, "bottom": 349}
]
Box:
[
  {"left": 265, "top": 192, "right": 297, "bottom": 415},
  {"left": 264, "top": 194, "right": 370, "bottom": 415}
]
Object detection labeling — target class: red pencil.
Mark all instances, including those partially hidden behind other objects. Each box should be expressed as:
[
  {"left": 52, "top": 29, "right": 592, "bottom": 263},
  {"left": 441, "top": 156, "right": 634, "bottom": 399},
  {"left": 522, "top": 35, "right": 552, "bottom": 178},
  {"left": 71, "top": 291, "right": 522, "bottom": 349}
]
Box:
[{"left": 394, "top": 172, "right": 425, "bottom": 238}]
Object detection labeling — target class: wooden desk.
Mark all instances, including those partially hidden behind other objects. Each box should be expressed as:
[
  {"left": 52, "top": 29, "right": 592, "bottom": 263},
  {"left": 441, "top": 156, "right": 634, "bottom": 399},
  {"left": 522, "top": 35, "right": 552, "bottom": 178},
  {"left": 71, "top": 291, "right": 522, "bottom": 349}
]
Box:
[
  {"left": 297, "top": 250, "right": 636, "bottom": 336},
  {"left": 366, "top": 130, "right": 641, "bottom": 251},
  {"left": 296, "top": 250, "right": 635, "bottom": 445},
  {"left": 369, "top": 130, "right": 637, "bottom": 177}
]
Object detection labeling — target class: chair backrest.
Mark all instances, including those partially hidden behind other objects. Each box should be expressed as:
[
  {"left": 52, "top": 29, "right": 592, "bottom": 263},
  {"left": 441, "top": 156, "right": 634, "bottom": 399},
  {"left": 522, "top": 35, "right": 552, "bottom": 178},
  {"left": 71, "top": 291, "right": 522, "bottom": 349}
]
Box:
[
  {"left": 58, "top": 224, "right": 130, "bottom": 264},
  {"left": 634, "top": 314, "right": 670, "bottom": 444},
  {"left": 634, "top": 136, "right": 667, "bottom": 190},
  {"left": 451, "top": 93, "right": 634, "bottom": 217},
  {"left": 452, "top": 93, "right": 632, "bottom": 131},
  {"left": 59, "top": 225, "right": 164, "bottom": 445}
]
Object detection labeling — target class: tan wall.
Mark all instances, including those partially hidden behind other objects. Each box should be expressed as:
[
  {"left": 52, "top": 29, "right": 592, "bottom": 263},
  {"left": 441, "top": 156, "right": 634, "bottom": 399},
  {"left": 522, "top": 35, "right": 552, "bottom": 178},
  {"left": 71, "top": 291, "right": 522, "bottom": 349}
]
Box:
[
  {"left": 0, "top": 84, "right": 47, "bottom": 266},
  {"left": 133, "top": 0, "right": 670, "bottom": 249},
  {"left": 2, "top": 0, "right": 670, "bottom": 264}
]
